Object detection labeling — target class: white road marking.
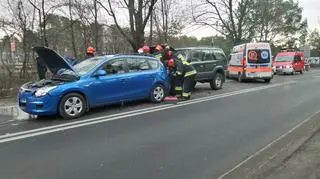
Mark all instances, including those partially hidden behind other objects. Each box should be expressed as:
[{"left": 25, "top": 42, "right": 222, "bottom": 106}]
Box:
[
  {"left": 216, "top": 108, "right": 320, "bottom": 179},
  {"left": 0, "top": 82, "right": 295, "bottom": 144}
]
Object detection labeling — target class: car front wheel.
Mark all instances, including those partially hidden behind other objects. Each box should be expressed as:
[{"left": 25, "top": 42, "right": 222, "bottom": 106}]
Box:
[
  {"left": 59, "top": 93, "right": 86, "bottom": 119},
  {"left": 150, "top": 84, "right": 166, "bottom": 103},
  {"left": 210, "top": 73, "right": 224, "bottom": 90}
]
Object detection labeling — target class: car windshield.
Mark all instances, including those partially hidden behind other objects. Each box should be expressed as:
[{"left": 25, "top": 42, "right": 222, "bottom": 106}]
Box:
[
  {"left": 52, "top": 68, "right": 78, "bottom": 82},
  {"left": 275, "top": 56, "right": 294, "bottom": 62},
  {"left": 73, "top": 57, "right": 104, "bottom": 75}
]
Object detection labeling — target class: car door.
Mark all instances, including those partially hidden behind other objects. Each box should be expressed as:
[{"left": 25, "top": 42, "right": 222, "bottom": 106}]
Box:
[
  {"left": 124, "top": 57, "right": 157, "bottom": 99},
  {"left": 87, "top": 59, "right": 128, "bottom": 105},
  {"left": 188, "top": 49, "right": 206, "bottom": 79},
  {"left": 293, "top": 55, "right": 302, "bottom": 71},
  {"left": 201, "top": 49, "right": 219, "bottom": 79},
  {"left": 214, "top": 49, "right": 228, "bottom": 70}
]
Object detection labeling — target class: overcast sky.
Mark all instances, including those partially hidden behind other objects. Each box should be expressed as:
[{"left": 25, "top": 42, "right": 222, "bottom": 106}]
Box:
[
  {"left": 0, "top": 0, "right": 319, "bottom": 39},
  {"left": 186, "top": 0, "right": 320, "bottom": 39}
]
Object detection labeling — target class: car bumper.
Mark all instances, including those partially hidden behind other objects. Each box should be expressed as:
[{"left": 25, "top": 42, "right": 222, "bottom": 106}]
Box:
[
  {"left": 18, "top": 92, "right": 59, "bottom": 116},
  {"left": 245, "top": 72, "right": 273, "bottom": 79},
  {"left": 276, "top": 68, "right": 294, "bottom": 74}
]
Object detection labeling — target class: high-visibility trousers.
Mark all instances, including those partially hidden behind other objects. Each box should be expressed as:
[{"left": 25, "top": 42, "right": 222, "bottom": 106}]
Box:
[
  {"left": 169, "top": 75, "right": 183, "bottom": 96},
  {"left": 182, "top": 74, "right": 196, "bottom": 99}
]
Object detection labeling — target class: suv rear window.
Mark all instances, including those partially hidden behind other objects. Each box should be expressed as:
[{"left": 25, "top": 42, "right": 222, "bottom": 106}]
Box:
[
  {"left": 176, "top": 48, "right": 226, "bottom": 62},
  {"left": 247, "top": 49, "right": 270, "bottom": 64}
]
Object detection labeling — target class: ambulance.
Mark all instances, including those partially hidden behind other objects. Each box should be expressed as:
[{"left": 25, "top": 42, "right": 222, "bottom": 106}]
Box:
[{"left": 228, "top": 42, "right": 273, "bottom": 83}]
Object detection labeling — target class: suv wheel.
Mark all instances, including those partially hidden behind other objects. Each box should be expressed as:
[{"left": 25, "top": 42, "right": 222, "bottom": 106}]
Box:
[
  {"left": 59, "top": 93, "right": 86, "bottom": 119},
  {"left": 150, "top": 84, "right": 166, "bottom": 103},
  {"left": 210, "top": 73, "right": 224, "bottom": 90}
]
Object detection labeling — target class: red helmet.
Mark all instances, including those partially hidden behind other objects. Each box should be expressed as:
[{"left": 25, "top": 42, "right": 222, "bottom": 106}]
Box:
[
  {"left": 142, "top": 45, "right": 150, "bottom": 53},
  {"left": 87, "top": 46, "right": 95, "bottom": 54},
  {"left": 168, "top": 58, "right": 175, "bottom": 68}
]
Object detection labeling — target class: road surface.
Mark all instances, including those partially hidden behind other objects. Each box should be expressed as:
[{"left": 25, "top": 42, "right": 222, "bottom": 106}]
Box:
[{"left": 1, "top": 71, "right": 320, "bottom": 179}]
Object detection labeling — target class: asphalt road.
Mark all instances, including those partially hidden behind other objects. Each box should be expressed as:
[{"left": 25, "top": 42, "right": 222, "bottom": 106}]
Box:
[{"left": 1, "top": 71, "right": 320, "bottom": 179}]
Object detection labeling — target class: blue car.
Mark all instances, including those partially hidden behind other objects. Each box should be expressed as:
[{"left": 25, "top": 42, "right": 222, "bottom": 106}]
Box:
[{"left": 18, "top": 47, "right": 170, "bottom": 119}]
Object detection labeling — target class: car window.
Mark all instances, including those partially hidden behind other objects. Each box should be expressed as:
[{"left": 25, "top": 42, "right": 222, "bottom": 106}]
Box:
[
  {"left": 213, "top": 50, "right": 227, "bottom": 61},
  {"left": 190, "top": 50, "right": 204, "bottom": 62},
  {"left": 294, "top": 55, "right": 302, "bottom": 62},
  {"left": 127, "top": 58, "right": 152, "bottom": 72},
  {"left": 73, "top": 57, "right": 104, "bottom": 75},
  {"left": 101, "top": 59, "right": 127, "bottom": 75},
  {"left": 202, "top": 49, "right": 216, "bottom": 61},
  {"left": 175, "top": 49, "right": 189, "bottom": 58},
  {"left": 148, "top": 60, "right": 159, "bottom": 69}
]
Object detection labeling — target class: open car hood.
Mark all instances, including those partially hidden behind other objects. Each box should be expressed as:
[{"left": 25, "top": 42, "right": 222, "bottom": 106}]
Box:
[{"left": 33, "top": 47, "right": 75, "bottom": 74}]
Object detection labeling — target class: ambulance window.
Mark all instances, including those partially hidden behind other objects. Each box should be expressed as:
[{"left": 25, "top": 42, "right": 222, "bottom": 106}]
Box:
[{"left": 247, "top": 49, "right": 270, "bottom": 64}]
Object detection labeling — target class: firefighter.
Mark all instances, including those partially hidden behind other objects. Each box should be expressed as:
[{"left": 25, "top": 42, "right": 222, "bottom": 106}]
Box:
[
  {"left": 86, "top": 46, "right": 95, "bottom": 59},
  {"left": 164, "top": 48, "right": 197, "bottom": 100},
  {"left": 154, "top": 44, "right": 164, "bottom": 60},
  {"left": 138, "top": 45, "right": 151, "bottom": 56},
  {"left": 142, "top": 45, "right": 150, "bottom": 54}
]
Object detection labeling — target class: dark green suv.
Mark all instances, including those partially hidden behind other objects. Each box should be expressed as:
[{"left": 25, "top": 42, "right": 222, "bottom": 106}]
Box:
[{"left": 175, "top": 47, "right": 228, "bottom": 90}]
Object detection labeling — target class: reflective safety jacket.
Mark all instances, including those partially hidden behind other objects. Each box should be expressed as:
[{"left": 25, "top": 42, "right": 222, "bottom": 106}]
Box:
[{"left": 172, "top": 54, "right": 197, "bottom": 77}]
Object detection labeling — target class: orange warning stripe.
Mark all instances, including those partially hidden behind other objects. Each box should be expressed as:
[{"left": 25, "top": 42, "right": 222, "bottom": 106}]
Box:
[
  {"left": 228, "top": 66, "right": 272, "bottom": 73},
  {"left": 246, "top": 67, "right": 272, "bottom": 72},
  {"left": 228, "top": 66, "right": 244, "bottom": 72}
]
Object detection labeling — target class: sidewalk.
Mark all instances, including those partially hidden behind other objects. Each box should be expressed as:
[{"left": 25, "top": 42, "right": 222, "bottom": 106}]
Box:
[
  {"left": 265, "top": 130, "right": 320, "bottom": 179},
  {"left": 0, "top": 97, "right": 28, "bottom": 120}
]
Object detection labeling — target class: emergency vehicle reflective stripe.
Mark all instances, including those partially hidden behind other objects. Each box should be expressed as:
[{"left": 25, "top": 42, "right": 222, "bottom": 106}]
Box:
[
  {"left": 227, "top": 66, "right": 244, "bottom": 72},
  {"left": 184, "top": 70, "right": 197, "bottom": 77},
  {"left": 175, "top": 87, "right": 183, "bottom": 91},
  {"left": 246, "top": 67, "right": 272, "bottom": 72},
  {"left": 182, "top": 92, "right": 191, "bottom": 97}
]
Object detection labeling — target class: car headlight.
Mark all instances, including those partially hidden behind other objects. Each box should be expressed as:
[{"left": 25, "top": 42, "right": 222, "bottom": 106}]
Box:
[{"left": 35, "top": 86, "right": 57, "bottom": 97}]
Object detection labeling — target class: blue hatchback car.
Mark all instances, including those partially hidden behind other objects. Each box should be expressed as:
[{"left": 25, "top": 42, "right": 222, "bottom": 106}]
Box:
[{"left": 19, "top": 47, "right": 170, "bottom": 119}]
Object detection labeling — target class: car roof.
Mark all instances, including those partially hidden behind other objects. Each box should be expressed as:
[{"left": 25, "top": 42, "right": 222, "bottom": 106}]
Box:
[
  {"left": 176, "top": 46, "right": 223, "bottom": 50},
  {"left": 102, "top": 54, "right": 159, "bottom": 62}
]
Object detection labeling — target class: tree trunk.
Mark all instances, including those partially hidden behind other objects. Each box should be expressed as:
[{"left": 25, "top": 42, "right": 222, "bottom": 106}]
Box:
[
  {"left": 94, "top": 0, "right": 99, "bottom": 53},
  {"left": 69, "top": 0, "right": 77, "bottom": 58}
]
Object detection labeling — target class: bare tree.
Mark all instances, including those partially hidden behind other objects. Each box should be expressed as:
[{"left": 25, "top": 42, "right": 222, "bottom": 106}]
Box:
[
  {"left": 192, "top": 0, "right": 256, "bottom": 45},
  {"left": 27, "top": 0, "right": 61, "bottom": 47},
  {"left": 97, "top": 0, "right": 158, "bottom": 51},
  {"left": 152, "top": 0, "right": 187, "bottom": 43}
]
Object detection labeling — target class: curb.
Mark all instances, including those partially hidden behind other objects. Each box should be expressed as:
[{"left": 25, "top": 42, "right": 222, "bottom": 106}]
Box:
[
  {"left": 0, "top": 105, "right": 19, "bottom": 116},
  {"left": 218, "top": 110, "right": 320, "bottom": 179}
]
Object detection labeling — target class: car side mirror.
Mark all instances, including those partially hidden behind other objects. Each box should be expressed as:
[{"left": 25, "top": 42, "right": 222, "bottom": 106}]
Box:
[{"left": 94, "top": 69, "right": 107, "bottom": 77}]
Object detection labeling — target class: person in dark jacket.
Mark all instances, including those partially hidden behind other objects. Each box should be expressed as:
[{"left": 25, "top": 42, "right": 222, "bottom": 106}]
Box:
[
  {"left": 163, "top": 48, "right": 197, "bottom": 100},
  {"left": 36, "top": 56, "right": 47, "bottom": 80}
]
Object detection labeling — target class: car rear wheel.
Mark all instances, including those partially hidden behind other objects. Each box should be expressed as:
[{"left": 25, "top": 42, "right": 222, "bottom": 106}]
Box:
[
  {"left": 238, "top": 73, "right": 244, "bottom": 82},
  {"left": 210, "top": 73, "right": 224, "bottom": 90},
  {"left": 150, "top": 84, "right": 166, "bottom": 103},
  {"left": 264, "top": 78, "right": 271, "bottom": 83},
  {"left": 59, "top": 93, "right": 86, "bottom": 119},
  {"left": 300, "top": 70, "right": 303, "bottom": 74}
]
